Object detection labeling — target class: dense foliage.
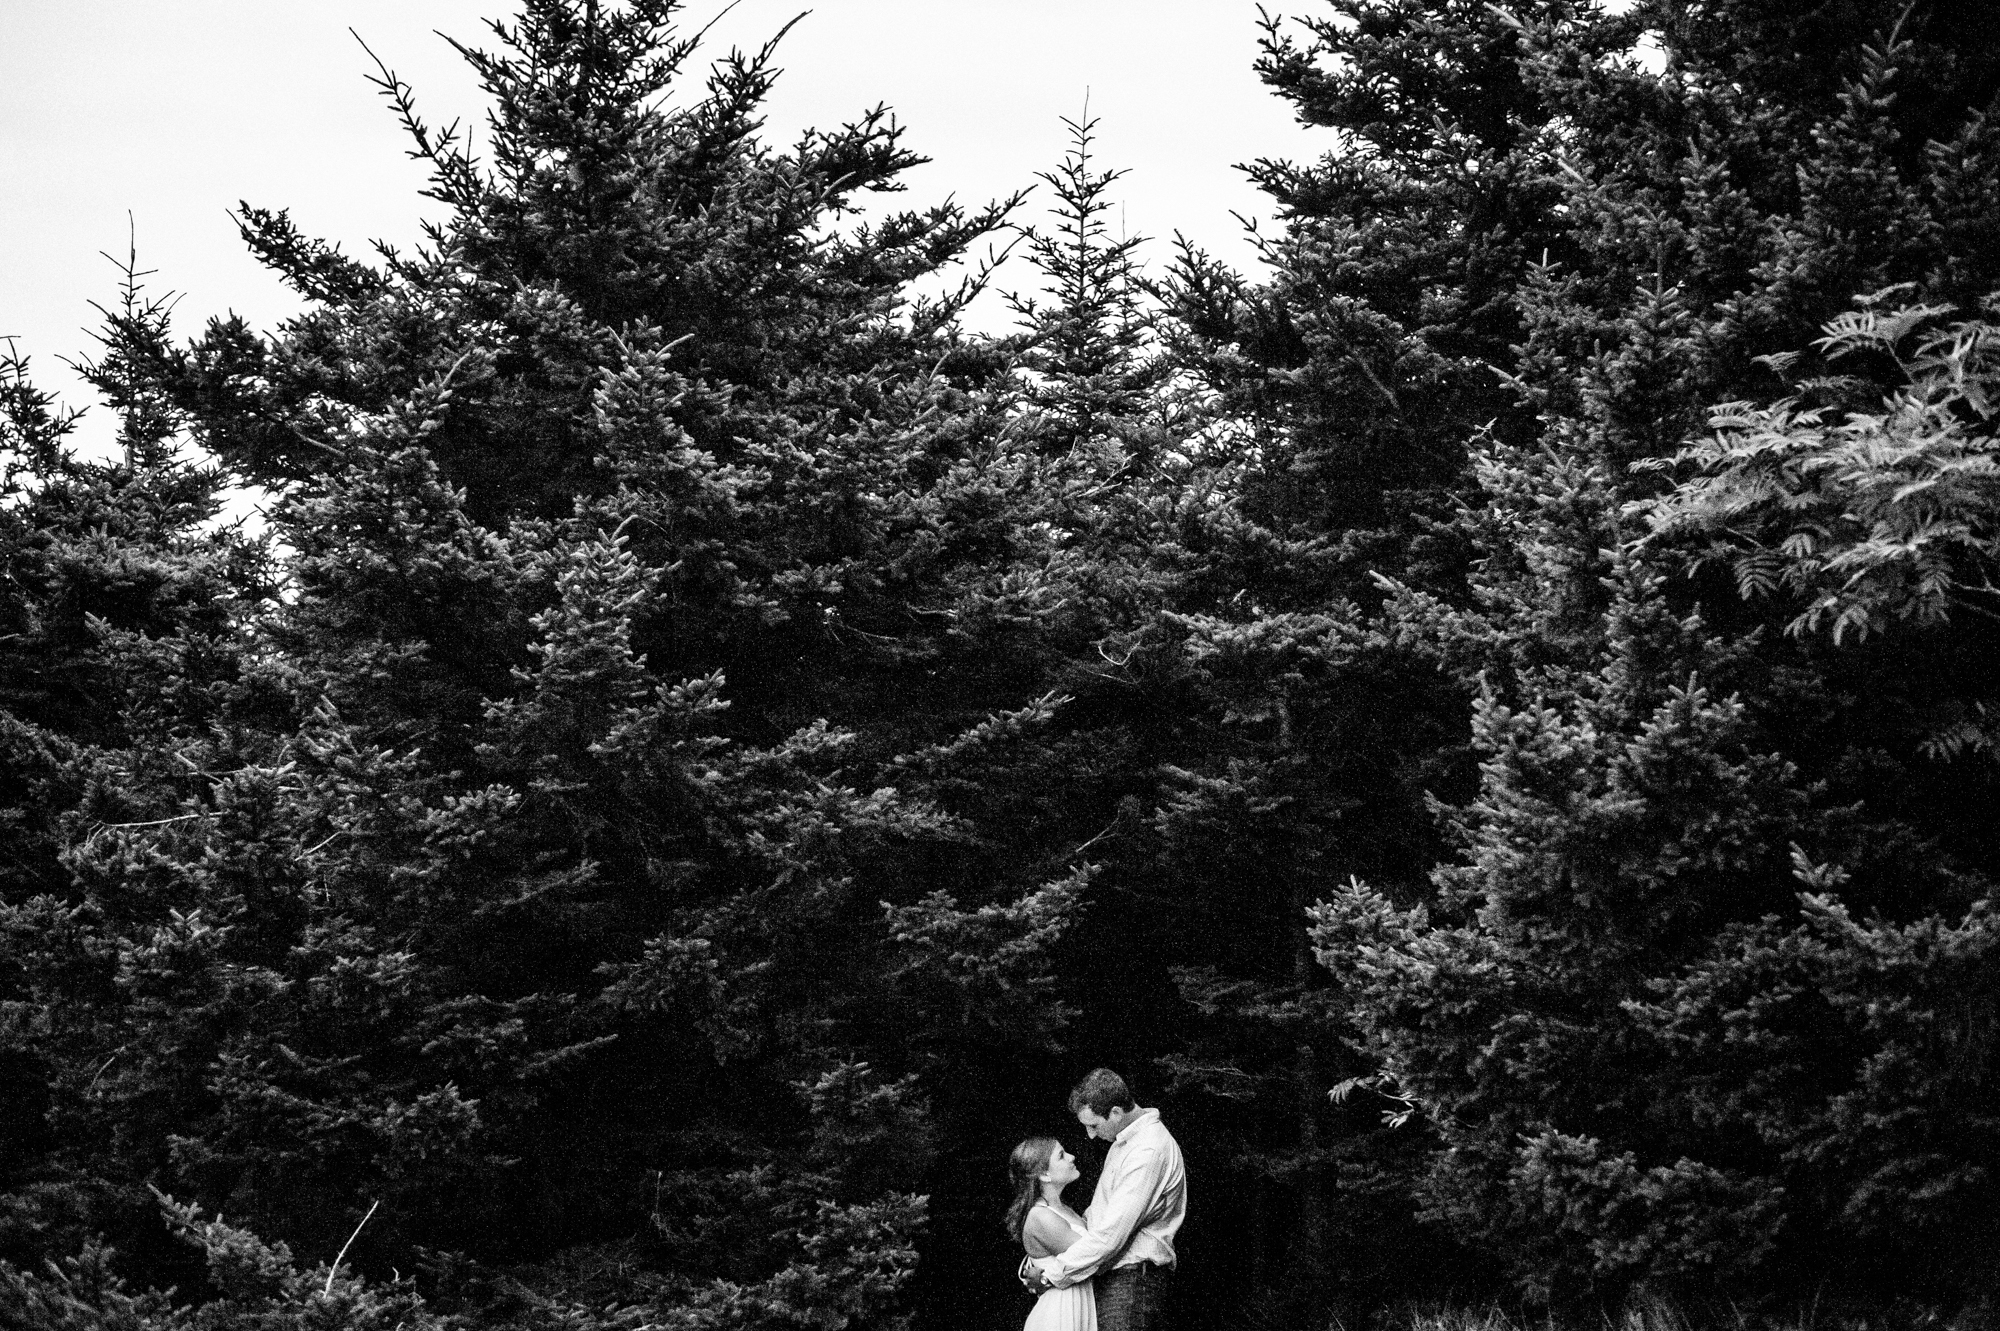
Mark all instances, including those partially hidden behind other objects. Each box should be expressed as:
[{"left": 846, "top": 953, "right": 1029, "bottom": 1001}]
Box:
[{"left": 5, "top": 0, "right": 2000, "bottom": 1328}]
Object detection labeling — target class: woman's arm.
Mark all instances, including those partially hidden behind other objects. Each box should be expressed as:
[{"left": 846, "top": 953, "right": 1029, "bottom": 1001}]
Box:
[{"left": 1022, "top": 1207, "right": 1079, "bottom": 1257}]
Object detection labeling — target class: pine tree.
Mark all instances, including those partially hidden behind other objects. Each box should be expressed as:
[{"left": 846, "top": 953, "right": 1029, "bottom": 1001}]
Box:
[
  {"left": 1114, "top": 0, "right": 1615, "bottom": 1309},
  {"left": 0, "top": 251, "right": 275, "bottom": 1273},
  {"left": 1303, "top": 0, "right": 2000, "bottom": 1308},
  {"left": 1006, "top": 108, "right": 1162, "bottom": 464},
  {"left": 4, "top": 3, "right": 1111, "bottom": 1326}
]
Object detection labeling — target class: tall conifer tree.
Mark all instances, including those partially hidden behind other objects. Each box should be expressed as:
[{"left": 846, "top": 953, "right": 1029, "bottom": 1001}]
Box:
[
  {"left": 1, "top": 4, "right": 1110, "bottom": 1326},
  {"left": 1298, "top": 0, "right": 2000, "bottom": 1307}
]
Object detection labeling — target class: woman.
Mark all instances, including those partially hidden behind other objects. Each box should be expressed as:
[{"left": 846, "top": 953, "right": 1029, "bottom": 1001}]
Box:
[{"left": 1006, "top": 1136, "right": 1096, "bottom": 1331}]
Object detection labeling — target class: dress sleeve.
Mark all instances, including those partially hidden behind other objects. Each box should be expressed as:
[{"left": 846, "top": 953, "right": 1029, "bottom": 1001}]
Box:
[{"left": 1045, "top": 1147, "right": 1162, "bottom": 1286}]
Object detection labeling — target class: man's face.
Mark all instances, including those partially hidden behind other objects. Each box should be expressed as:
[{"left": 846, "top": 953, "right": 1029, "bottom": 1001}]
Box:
[{"left": 1076, "top": 1105, "right": 1121, "bottom": 1142}]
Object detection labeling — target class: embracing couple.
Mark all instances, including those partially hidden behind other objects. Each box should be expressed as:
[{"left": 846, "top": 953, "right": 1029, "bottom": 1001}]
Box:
[{"left": 1005, "top": 1068, "right": 1187, "bottom": 1331}]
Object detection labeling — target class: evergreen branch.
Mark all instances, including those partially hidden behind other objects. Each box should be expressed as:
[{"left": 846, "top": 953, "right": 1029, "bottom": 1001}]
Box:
[
  {"left": 89, "top": 813, "right": 209, "bottom": 832},
  {"left": 324, "top": 1200, "right": 380, "bottom": 1297},
  {"left": 352, "top": 30, "right": 484, "bottom": 211}
]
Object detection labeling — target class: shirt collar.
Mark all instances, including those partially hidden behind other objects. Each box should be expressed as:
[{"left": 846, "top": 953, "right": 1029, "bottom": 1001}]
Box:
[{"left": 1113, "top": 1107, "right": 1159, "bottom": 1145}]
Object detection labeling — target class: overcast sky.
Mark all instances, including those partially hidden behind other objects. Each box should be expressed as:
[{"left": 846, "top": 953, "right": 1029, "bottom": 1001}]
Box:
[{"left": 2, "top": 1, "right": 1322, "bottom": 453}]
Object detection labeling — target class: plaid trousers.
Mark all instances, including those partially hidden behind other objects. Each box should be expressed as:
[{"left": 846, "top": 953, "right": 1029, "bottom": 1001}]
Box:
[{"left": 1094, "top": 1263, "right": 1170, "bottom": 1331}]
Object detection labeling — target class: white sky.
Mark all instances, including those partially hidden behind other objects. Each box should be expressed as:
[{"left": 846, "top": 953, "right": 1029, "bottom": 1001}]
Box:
[{"left": 2, "top": 1, "right": 1318, "bottom": 454}]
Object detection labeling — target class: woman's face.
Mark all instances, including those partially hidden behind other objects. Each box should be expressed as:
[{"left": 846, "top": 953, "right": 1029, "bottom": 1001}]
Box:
[{"left": 1040, "top": 1143, "right": 1080, "bottom": 1187}]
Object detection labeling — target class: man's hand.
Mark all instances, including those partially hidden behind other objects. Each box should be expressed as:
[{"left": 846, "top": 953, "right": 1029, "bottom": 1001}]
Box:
[{"left": 1016, "top": 1255, "right": 1062, "bottom": 1294}]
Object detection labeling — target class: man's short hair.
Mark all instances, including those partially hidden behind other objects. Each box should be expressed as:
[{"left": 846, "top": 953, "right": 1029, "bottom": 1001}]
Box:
[{"left": 1068, "top": 1067, "right": 1137, "bottom": 1117}]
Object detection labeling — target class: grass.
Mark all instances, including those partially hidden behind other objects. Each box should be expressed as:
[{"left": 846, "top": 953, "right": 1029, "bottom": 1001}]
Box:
[{"left": 1321, "top": 1286, "right": 1967, "bottom": 1331}]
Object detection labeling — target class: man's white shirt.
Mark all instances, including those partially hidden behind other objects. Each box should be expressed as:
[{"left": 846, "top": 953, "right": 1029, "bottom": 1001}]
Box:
[{"left": 1039, "top": 1107, "right": 1186, "bottom": 1287}]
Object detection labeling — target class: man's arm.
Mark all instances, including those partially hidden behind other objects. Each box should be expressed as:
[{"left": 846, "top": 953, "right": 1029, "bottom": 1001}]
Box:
[{"left": 1033, "top": 1148, "right": 1163, "bottom": 1287}]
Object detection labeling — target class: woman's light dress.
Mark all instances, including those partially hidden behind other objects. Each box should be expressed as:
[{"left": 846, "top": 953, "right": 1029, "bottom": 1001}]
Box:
[{"left": 1023, "top": 1202, "right": 1096, "bottom": 1331}]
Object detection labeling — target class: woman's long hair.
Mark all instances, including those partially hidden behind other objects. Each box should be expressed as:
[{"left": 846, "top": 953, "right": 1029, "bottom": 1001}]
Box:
[{"left": 1004, "top": 1136, "right": 1060, "bottom": 1243}]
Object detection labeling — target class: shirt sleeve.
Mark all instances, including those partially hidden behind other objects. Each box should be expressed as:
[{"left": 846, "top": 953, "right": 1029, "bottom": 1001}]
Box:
[{"left": 1046, "top": 1147, "right": 1163, "bottom": 1285}]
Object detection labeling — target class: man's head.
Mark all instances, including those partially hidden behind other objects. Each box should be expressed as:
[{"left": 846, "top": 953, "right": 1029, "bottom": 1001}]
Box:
[{"left": 1068, "top": 1067, "right": 1138, "bottom": 1142}]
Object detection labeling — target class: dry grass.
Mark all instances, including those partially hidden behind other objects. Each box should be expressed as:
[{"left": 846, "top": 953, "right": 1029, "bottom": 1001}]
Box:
[{"left": 1340, "top": 1289, "right": 1872, "bottom": 1331}]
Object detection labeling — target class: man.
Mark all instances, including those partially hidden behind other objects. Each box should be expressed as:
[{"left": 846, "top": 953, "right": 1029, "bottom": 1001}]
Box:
[{"left": 1024, "top": 1068, "right": 1187, "bottom": 1331}]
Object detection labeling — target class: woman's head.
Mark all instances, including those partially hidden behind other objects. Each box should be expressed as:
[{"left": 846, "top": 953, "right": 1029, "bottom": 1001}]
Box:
[
  {"left": 1003, "top": 1135, "right": 1070, "bottom": 1241},
  {"left": 1010, "top": 1136, "right": 1059, "bottom": 1186}
]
